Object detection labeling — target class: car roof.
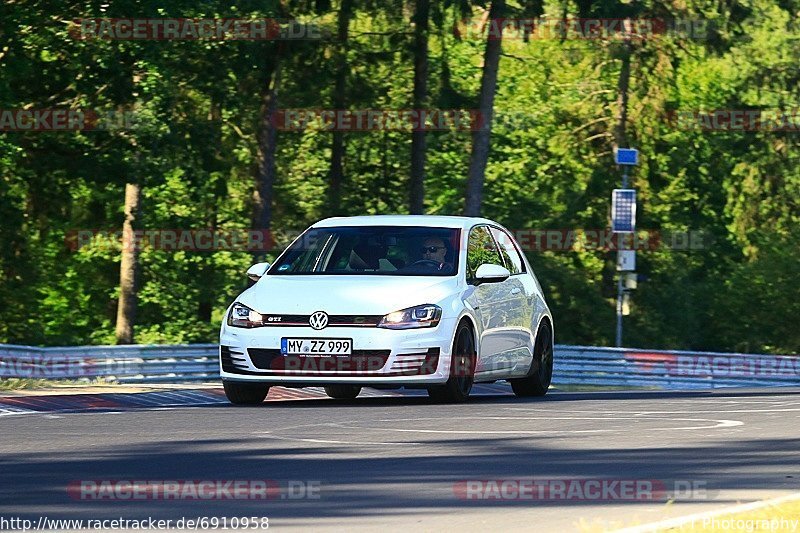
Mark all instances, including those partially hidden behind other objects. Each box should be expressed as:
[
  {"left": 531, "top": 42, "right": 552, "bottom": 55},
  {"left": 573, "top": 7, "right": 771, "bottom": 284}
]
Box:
[{"left": 311, "top": 215, "right": 497, "bottom": 230}]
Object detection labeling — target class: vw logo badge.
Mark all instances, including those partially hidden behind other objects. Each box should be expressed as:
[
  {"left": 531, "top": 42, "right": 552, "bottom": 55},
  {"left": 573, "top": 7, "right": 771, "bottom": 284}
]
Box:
[{"left": 309, "top": 311, "right": 329, "bottom": 330}]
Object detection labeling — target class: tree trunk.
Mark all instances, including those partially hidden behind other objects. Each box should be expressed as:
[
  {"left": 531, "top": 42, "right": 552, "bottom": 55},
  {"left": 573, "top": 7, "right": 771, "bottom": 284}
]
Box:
[
  {"left": 252, "top": 46, "right": 283, "bottom": 240},
  {"left": 409, "top": 0, "right": 430, "bottom": 214},
  {"left": 328, "top": 0, "right": 353, "bottom": 215},
  {"left": 464, "top": 0, "right": 505, "bottom": 217},
  {"left": 115, "top": 181, "right": 141, "bottom": 345},
  {"left": 197, "top": 101, "right": 222, "bottom": 323}
]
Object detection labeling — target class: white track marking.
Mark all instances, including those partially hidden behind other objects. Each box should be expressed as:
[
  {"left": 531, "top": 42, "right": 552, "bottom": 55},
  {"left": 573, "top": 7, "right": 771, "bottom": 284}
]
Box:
[
  {"left": 506, "top": 406, "right": 800, "bottom": 414},
  {"left": 251, "top": 414, "right": 745, "bottom": 443},
  {"left": 314, "top": 416, "right": 744, "bottom": 435},
  {"left": 0, "top": 407, "right": 36, "bottom": 416}
]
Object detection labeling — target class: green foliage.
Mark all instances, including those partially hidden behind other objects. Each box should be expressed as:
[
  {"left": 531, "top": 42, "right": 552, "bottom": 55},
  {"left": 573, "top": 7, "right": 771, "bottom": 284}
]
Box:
[{"left": 0, "top": 0, "right": 799, "bottom": 353}]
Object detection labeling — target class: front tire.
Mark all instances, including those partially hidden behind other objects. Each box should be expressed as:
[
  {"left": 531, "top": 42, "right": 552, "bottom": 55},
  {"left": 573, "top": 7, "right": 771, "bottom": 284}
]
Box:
[
  {"left": 223, "top": 381, "right": 270, "bottom": 405},
  {"left": 428, "top": 322, "right": 476, "bottom": 403},
  {"left": 510, "top": 322, "right": 553, "bottom": 397},
  {"left": 324, "top": 385, "right": 362, "bottom": 399}
]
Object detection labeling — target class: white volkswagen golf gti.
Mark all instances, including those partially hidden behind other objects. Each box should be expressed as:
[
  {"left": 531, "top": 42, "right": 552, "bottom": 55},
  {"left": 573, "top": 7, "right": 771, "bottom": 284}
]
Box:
[{"left": 219, "top": 215, "right": 554, "bottom": 404}]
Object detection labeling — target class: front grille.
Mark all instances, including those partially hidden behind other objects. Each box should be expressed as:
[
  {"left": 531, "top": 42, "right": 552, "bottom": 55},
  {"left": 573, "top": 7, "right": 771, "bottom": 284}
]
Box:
[
  {"left": 224, "top": 346, "right": 439, "bottom": 377},
  {"left": 248, "top": 348, "right": 390, "bottom": 373},
  {"left": 255, "top": 314, "right": 382, "bottom": 327},
  {"left": 263, "top": 314, "right": 306, "bottom": 325},
  {"left": 328, "top": 315, "right": 383, "bottom": 326}
]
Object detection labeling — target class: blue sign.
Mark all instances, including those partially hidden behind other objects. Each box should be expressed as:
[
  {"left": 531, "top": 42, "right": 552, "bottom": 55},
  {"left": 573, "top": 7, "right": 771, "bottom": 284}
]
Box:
[
  {"left": 612, "top": 189, "right": 637, "bottom": 233},
  {"left": 615, "top": 148, "right": 639, "bottom": 166}
]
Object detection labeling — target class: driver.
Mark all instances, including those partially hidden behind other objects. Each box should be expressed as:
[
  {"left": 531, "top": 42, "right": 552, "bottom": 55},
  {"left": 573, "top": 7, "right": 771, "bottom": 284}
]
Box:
[{"left": 420, "top": 237, "right": 449, "bottom": 270}]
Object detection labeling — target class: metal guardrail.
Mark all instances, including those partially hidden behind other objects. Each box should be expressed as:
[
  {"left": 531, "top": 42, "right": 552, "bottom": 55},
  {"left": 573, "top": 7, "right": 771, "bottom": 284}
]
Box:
[
  {"left": 556, "top": 345, "right": 800, "bottom": 389},
  {"left": 0, "top": 344, "right": 220, "bottom": 384},
  {"left": 1, "top": 343, "right": 799, "bottom": 389}
]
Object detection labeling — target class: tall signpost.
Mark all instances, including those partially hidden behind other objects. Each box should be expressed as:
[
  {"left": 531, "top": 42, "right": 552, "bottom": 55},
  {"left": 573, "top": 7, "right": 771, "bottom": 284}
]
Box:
[{"left": 612, "top": 148, "right": 638, "bottom": 347}]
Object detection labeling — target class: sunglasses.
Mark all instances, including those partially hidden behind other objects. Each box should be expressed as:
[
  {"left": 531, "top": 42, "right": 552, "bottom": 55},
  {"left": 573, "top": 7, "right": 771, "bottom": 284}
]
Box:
[{"left": 421, "top": 246, "right": 444, "bottom": 253}]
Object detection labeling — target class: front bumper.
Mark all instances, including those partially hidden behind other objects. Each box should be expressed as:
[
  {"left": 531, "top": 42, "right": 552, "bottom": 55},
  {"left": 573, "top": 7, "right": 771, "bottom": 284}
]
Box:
[{"left": 219, "top": 319, "right": 455, "bottom": 385}]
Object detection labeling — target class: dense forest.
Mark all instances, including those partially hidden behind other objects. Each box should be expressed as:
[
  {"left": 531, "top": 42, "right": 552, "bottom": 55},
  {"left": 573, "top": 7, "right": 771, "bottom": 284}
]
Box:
[{"left": 1, "top": 0, "right": 799, "bottom": 353}]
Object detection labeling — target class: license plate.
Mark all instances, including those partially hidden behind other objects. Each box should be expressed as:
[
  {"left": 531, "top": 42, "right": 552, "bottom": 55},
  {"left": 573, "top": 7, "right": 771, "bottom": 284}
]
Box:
[{"left": 281, "top": 338, "right": 352, "bottom": 356}]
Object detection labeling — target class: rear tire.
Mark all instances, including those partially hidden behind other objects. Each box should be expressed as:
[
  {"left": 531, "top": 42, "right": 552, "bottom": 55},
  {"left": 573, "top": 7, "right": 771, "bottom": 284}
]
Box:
[
  {"left": 324, "top": 385, "right": 362, "bottom": 399},
  {"left": 428, "top": 322, "right": 476, "bottom": 403},
  {"left": 223, "top": 381, "right": 270, "bottom": 405},
  {"left": 510, "top": 322, "right": 553, "bottom": 397}
]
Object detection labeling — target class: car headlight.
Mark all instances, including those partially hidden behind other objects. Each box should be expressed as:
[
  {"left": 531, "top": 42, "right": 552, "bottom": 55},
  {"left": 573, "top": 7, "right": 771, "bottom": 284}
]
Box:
[
  {"left": 377, "top": 304, "right": 442, "bottom": 329},
  {"left": 227, "top": 302, "right": 265, "bottom": 328}
]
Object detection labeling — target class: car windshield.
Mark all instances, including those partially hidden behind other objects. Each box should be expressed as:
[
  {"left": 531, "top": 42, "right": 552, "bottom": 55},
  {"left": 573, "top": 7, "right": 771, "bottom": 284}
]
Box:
[{"left": 268, "top": 226, "right": 460, "bottom": 276}]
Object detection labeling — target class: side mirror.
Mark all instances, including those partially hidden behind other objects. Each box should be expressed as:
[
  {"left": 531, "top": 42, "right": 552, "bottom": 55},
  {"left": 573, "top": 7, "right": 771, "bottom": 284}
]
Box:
[
  {"left": 246, "top": 262, "right": 271, "bottom": 282},
  {"left": 474, "top": 263, "right": 510, "bottom": 285}
]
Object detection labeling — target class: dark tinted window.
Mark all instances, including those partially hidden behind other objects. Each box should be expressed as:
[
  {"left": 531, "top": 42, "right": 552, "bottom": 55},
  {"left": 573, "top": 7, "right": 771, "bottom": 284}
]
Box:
[{"left": 269, "top": 226, "right": 460, "bottom": 276}]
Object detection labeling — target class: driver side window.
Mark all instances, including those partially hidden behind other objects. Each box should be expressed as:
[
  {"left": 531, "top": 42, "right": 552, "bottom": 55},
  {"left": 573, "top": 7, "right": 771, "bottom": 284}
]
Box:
[{"left": 466, "top": 226, "right": 504, "bottom": 279}]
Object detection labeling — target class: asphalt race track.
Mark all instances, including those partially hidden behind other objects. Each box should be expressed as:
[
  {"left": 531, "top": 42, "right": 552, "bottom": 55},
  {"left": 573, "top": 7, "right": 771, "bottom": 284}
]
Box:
[{"left": 1, "top": 387, "right": 799, "bottom": 531}]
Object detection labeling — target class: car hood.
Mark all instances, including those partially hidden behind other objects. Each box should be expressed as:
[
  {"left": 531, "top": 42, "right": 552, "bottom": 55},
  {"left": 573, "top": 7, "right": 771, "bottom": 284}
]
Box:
[{"left": 237, "top": 275, "right": 460, "bottom": 315}]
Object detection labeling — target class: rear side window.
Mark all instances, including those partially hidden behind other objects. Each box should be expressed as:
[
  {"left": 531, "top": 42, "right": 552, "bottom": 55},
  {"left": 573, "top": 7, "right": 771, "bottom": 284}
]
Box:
[
  {"left": 466, "top": 226, "right": 504, "bottom": 279},
  {"left": 489, "top": 227, "right": 525, "bottom": 275}
]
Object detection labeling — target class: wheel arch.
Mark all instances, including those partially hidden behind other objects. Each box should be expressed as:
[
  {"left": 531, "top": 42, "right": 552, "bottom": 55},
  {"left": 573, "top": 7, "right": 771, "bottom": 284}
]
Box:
[
  {"left": 537, "top": 314, "right": 553, "bottom": 340},
  {"left": 531, "top": 309, "right": 554, "bottom": 347},
  {"left": 453, "top": 312, "right": 479, "bottom": 355}
]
